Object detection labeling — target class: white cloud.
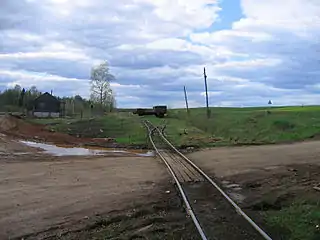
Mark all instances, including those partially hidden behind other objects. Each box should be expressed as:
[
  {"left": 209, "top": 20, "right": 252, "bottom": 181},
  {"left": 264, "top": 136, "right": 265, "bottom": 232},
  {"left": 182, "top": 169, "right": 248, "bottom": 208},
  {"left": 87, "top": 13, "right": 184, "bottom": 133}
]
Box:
[
  {"left": 240, "top": 0, "right": 320, "bottom": 28},
  {"left": 214, "top": 58, "right": 282, "bottom": 69},
  {"left": 0, "top": 69, "right": 84, "bottom": 83},
  {"left": 190, "top": 30, "right": 273, "bottom": 44},
  {"left": 0, "top": 0, "right": 320, "bottom": 108},
  {"left": 134, "top": 0, "right": 221, "bottom": 29},
  {"left": 200, "top": 91, "right": 223, "bottom": 97},
  {"left": 0, "top": 51, "right": 89, "bottom": 61}
]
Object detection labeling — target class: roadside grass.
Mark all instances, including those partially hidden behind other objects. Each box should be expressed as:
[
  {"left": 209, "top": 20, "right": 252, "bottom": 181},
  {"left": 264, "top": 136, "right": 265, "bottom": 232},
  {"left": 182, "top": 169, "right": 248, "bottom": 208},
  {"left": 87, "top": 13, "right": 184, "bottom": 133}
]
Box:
[
  {"left": 29, "top": 113, "right": 147, "bottom": 146},
  {"left": 265, "top": 200, "right": 320, "bottom": 240},
  {"left": 29, "top": 118, "right": 79, "bottom": 125}
]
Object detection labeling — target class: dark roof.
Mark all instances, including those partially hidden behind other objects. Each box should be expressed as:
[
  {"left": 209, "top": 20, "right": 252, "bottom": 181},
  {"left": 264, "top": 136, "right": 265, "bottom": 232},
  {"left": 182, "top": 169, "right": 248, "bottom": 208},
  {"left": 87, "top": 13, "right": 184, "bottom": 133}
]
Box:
[
  {"left": 33, "top": 92, "right": 61, "bottom": 112},
  {"left": 34, "top": 92, "right": 59, "bottom": 102}
]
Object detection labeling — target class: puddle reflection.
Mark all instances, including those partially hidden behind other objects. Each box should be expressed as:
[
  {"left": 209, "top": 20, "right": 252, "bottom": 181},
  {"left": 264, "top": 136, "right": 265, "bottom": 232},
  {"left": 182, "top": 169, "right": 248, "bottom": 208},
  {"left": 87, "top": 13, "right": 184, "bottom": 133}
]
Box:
[{"left": 20, "top": 140, "right": 154, "bottom": 157}]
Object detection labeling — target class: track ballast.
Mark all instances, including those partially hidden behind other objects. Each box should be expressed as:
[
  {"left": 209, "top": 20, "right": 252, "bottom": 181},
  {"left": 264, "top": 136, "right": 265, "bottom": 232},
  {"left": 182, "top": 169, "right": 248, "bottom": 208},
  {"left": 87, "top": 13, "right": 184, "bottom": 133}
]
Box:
[{"left": 143, "top": 120, "right": 273, "bottom": 240}]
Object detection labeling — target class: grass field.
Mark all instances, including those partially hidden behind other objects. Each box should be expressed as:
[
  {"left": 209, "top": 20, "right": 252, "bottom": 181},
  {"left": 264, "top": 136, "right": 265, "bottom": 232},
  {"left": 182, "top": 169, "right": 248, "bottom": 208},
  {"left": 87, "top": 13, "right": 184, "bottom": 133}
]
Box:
[
  {"left": 29, "top": 105, "right": 320, "bottom": 148},
  {"left": 164, "top": 105, "right": 320, "bottom": 146}
]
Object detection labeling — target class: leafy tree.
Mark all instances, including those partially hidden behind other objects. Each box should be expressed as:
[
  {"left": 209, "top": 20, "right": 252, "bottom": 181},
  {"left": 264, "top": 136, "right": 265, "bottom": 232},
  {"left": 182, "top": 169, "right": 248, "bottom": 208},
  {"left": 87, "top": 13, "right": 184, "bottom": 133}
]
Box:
[
  {"left": 25, "top": 86, "right": 42, "bottom": 110},
  {"left": 29, "top": 86, "right": 41, "bottom": 96},
  {"left": 19, "top": 88, "right": 26, "bottom": 107},
  {"left": 2, "top": 84, "right": 21, "bottom": 106},
  {"left": 90, "top": 61, "right": 115, "bottom": 112}
]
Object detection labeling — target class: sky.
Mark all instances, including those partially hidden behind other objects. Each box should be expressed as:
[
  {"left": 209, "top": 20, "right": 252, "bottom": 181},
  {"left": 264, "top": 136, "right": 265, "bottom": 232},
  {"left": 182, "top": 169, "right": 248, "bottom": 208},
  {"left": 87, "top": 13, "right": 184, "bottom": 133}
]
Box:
[{"left": 1, "top": 0, "right": 320, "bottom": 108}]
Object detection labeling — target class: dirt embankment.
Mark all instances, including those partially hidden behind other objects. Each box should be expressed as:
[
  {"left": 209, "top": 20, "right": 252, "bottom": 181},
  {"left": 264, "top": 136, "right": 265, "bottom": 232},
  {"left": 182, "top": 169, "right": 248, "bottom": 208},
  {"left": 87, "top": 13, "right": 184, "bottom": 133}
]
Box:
[{"left": 0, "top": 115, "right": 113, "bottom": 147}]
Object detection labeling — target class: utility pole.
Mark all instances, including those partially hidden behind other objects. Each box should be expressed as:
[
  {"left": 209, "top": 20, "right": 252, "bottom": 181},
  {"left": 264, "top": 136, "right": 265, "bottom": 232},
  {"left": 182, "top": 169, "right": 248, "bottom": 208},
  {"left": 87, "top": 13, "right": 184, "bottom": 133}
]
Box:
[
  {"left": 183, "top": 85, "right": 189, "bottom": 115},
  {"left": 203, "top": 67, "right": 210, "bottom": 118}
]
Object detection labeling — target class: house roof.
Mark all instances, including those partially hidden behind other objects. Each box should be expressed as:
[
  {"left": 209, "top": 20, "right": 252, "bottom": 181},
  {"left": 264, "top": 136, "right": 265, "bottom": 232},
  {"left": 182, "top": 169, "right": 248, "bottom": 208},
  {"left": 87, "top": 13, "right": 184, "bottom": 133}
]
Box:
[{"left": 34, "top": 92, "right": 60, "bottom": 102}]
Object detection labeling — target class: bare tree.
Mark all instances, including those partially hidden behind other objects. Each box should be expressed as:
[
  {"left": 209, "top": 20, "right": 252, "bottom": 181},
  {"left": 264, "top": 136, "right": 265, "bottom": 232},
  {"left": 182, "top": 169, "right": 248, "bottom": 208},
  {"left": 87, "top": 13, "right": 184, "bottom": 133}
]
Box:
[{"left": 90, "top": 61, "right": 115, "bottom": 112}]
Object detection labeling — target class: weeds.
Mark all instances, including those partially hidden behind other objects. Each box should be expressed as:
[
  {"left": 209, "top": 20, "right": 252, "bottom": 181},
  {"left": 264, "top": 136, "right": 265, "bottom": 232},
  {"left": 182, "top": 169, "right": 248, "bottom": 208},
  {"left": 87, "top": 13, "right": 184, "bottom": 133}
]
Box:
[{"left": 265, "top": 200, "right": 320, "bottom": 240}]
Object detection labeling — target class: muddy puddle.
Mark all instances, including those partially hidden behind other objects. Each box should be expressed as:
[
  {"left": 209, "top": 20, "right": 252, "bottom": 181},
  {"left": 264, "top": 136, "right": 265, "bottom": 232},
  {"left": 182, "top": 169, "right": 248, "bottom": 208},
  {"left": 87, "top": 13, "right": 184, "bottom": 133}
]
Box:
[{"left": 19, "top": 140, "right": 154, "bottom": 157}]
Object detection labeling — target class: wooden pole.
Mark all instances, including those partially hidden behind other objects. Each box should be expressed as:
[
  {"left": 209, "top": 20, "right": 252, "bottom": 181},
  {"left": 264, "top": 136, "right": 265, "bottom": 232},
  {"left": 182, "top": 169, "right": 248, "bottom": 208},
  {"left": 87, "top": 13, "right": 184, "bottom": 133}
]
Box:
[
  {"left": 203, "top": 67, "right": 210, "bottom": 118},
  {"left": 183, "top": 85, "right": 189, "bottom": 115}
]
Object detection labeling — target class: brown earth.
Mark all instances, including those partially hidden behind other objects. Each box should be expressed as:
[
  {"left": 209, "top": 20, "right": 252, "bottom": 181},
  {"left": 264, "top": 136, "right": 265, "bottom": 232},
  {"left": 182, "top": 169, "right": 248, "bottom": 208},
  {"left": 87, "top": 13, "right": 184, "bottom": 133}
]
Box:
[
  {"left": 227, "top": 163, "right": 320, "bottom": 210},
  {"left": 187, "top": 141, "right": 320, "bottom": 177},
  {"left": 220, "top": 163, "right": 320, "bottom": 240},
  {"left": 0, "top": 133, "right": 38, "bottom": 155},
  {"left": 0, "top": 115, "right": 113, "bottom": 147},
  {"left": 0, "top": 153, "right": 173, "bottom": 239},
  {"left": 187, "top": 142, "right": 320, "bottom": 239},
  {"left": 1, "top": 116, "right": 320, "bottom": 239}
]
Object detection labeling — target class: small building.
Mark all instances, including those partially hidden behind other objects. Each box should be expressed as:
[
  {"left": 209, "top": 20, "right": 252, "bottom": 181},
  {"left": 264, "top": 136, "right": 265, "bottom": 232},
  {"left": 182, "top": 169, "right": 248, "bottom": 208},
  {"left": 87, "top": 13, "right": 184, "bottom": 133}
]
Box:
[{"left": 33, "top": 92, "right": 61, "bottom": 118}]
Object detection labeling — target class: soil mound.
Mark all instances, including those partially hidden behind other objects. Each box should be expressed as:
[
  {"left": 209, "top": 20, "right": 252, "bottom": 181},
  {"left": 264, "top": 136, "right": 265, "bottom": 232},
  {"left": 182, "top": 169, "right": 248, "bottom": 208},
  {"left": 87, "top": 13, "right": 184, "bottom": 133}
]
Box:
[
  {"left": 0, "top": 115, "right": 17, "bottom": 132},
  {"left": 0, "top": 115, "right": 112, "bottom": 147},
  {"left": 0, "top": 115, "right": 46, "bottom": 135}
]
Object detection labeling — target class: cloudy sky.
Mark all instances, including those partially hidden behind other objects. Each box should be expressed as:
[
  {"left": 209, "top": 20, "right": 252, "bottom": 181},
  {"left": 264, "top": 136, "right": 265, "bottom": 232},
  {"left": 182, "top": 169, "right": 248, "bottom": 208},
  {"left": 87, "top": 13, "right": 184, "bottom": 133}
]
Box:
[{"left": 1, "top": 0, "right": 320, "bottom": 108}]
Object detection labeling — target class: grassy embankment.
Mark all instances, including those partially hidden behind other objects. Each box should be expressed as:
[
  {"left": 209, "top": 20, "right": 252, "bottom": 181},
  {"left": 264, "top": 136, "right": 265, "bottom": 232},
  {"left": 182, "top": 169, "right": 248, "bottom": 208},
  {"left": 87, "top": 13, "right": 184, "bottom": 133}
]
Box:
[
  {"left": 146, "top": 105, "right": 320, "bottom": 147},
  {"left": 30, "top": 112, "right": 147, "bottom": 147},
  {"left": 30, "top": 105, "right": 320, "bottom": 148}
]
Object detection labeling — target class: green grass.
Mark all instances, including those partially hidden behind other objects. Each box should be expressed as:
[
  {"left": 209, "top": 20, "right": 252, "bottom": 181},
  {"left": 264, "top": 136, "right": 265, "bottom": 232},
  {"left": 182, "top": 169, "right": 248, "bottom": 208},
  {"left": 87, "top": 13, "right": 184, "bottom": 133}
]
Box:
[
  {"left": 143, "top": 115, "right": 213, "bottom": 147},
  {"left": 165, "top": 106, "right": 320, "bottom": 146},
  {"left": 265, "top": 200, "right": 320, "bottom": 240},
  {"left": 272, "top": 106, "right": 320, "bottom": 112},
  {"left": 29, "top": 118, "right": 78, "bottom": 125},
  {"left": 29, "top": 105, "right": 320, "bottom": 148},
  {"left": 30, "top": 113, "right": 147, "bottom": 146}
]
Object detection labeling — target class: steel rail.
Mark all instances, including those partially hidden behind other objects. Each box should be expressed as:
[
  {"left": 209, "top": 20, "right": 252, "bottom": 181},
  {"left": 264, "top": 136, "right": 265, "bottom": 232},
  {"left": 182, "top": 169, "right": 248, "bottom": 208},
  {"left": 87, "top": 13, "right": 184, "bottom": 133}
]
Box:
[
  {"left": 143, "top": 121, "right": 208, "bottom": 240},
  {"left": 150, "top": 121, "right": 273, "bottom": 240}
]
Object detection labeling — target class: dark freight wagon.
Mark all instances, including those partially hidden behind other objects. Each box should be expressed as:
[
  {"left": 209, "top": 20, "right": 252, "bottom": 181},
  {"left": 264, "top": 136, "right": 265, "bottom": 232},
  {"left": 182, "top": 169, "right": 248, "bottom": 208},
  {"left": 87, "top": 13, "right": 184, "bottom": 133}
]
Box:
[
  {"left": 153, "top": 106, "right": 167, "bottom": 118},
  {"left": 133, "top": 105, "right": 167, "bottom": 118},
  {"left": 136, "top": 108, "right": 154, "bottom": 116}
]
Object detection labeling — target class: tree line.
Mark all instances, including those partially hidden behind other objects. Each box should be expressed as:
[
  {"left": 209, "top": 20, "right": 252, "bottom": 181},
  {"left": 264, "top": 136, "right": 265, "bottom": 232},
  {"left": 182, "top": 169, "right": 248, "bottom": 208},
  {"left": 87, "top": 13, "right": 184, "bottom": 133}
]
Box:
[
  {"left": 0, "top": 60, "right": 116, "bottom": 118},
  {"left": 0, "top": 85, "right": 105, "bottom": 117},
  {"left": 0, "top": 85, "right": 41, "bottom": 113}
]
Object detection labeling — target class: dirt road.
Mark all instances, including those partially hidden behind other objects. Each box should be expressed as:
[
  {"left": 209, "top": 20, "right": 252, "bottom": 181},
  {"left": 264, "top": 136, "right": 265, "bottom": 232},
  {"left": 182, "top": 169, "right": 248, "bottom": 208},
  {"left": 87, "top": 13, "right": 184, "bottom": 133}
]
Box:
[
  {"left": 1, "top": 130, "right": 320, "bottom": 239},
  {"left": 0, "top": 153, "right": 170, "bottom": 239},
  {"left": 188, "top": 141, "right": 320, "bottom": 177}
]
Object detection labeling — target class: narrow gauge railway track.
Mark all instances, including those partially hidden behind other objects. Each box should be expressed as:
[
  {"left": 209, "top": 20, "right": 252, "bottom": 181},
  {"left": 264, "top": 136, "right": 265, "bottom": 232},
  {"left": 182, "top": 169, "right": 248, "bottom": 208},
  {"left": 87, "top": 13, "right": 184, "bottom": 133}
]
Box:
[{"left": 143, "top": 120, "right": 272, "bottom": 240}]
